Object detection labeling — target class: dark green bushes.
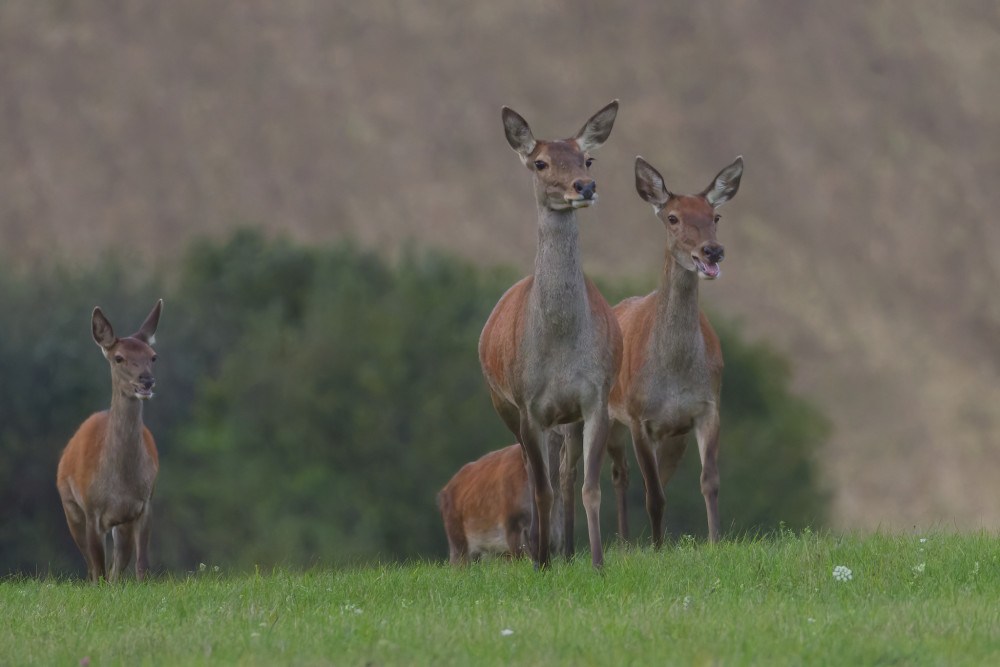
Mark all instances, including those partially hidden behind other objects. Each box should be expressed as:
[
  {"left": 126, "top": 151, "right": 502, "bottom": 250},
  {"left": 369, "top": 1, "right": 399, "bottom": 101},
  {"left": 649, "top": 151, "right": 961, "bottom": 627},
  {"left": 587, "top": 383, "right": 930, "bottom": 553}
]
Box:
[{"left": 0, "top": 231, "right": 827, "bottom": 574}]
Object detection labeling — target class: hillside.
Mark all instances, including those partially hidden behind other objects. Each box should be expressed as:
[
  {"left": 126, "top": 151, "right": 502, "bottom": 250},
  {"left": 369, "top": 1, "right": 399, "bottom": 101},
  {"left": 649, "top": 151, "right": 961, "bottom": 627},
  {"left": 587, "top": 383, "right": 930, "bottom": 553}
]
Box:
[{"left": 1, "top": 1, "right": 998, "bottom": 530}]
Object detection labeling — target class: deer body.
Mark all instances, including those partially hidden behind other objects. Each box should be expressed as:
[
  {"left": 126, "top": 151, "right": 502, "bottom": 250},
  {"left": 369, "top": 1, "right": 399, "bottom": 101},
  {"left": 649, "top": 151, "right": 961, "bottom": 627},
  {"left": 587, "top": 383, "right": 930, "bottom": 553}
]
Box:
[
  {"left": 479, "top": 101, "right": 622, "bottom": 568},
  {"left": 57, "top": 300, "right": 162, "bottom": 582},
  {"left": 437, "top": 442, "right": 564, "bottom": 564},
  {"left": 608, "top": 157, "right": 743, "bottom": 546}
]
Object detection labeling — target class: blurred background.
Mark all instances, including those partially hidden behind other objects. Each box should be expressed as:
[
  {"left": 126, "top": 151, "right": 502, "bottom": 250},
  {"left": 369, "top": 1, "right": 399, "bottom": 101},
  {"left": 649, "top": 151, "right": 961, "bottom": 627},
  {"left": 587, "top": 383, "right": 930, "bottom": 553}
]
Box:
[{"left": 0, "top": 1, "right": 997, "bottom": 574}]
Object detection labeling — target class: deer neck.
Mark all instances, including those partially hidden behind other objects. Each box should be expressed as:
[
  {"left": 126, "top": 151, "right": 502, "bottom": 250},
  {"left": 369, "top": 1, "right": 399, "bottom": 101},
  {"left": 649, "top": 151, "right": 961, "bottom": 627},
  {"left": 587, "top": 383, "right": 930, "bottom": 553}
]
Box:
[
  {"left": 104, "top": 383, "right": 148, "bottom": 469},
  {"left": 529, "top": 207, "right": 589, "bottom": 336},
  {"left": 651, "top": 250, "right": 705, "bottom": 369}
]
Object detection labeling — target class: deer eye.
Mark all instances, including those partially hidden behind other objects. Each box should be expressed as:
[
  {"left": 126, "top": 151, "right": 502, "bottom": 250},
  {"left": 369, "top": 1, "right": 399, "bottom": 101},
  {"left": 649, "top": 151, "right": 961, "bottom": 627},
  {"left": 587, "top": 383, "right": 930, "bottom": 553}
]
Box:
[
  {"left": 534, "top": 160, "right": 547, "bottom": 171},
  {"left": 151, "top": 355, "right": 158, "bottom": 363},
  {"left": 667, "top": 215, "right": 679, "bottom": 224},
  {"left": 714, "top": 214, "right": 721, "bottom": 224},
  {"left": 114, "top": 355, "right": 125, "bottom": 364},
  {"left": 585, "top": 158, "right": 594, "bottom": 168}
]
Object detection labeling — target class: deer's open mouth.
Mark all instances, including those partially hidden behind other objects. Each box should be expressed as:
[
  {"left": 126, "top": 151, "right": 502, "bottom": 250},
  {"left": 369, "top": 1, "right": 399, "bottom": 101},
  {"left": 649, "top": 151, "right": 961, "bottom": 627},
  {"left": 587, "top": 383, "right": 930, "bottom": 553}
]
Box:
[
  {"left": 133, "top": 385, "right": 155, "bottom": 400},
  {"left": 694, "top": 257, "right": 721, "bottom": 279}
]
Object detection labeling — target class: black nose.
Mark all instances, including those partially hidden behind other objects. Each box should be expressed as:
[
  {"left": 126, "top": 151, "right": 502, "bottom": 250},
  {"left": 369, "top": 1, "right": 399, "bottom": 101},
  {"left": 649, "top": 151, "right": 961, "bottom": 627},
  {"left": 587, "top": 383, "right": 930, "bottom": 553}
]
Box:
[
  {"left": 573, "top": 179, "right": 596, "bottom": 200},
  {"left": 704, "top": 244, "right": 725, "bottom": 264}
]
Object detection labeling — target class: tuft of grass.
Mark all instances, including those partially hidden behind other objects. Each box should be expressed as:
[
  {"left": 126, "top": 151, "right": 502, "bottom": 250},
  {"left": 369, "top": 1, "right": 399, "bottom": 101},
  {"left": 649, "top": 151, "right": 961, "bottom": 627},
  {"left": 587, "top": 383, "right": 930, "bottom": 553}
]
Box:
[{"left": 3, "top": 531, "right": 1000, "bottom": 665}]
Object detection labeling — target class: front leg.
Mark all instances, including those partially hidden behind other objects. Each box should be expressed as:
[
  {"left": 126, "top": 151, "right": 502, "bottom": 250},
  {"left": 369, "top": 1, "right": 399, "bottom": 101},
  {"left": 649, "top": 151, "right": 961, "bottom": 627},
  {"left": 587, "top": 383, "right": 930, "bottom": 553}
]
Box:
[
  {"left": 519, "top": 415, "right": 553, "bottom": 569},
  {"left": 695, "top": 412, "right": 721, "bottom": 543},
  {"left": 629, "top": 421, "right": 666, "bottom": 548},
  {"left": 558, "top": 423, "right": 583, "bottom": 561},
  {"left": 84, "top": 518, "right": 107, "bottom": 583},
  {"left": 110, "top": 522, "right": 136, "bottom": 583},
  {"left": 580, "top": 405, "right": 610, "bottom": 569}
]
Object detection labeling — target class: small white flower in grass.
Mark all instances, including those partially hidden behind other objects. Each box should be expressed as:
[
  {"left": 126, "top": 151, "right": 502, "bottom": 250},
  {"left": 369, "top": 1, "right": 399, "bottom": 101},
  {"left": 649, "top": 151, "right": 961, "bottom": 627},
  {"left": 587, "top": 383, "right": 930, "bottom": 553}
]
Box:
[
  {"left": 919, "top": 538, "right": 927, "bottom": 543},
  {"left": 807, "top": 618, "right": 816, "bottom": 623},
  {"left": 199, "top": 562, "right": 206, "bottom": 572},
  {"left": 832, "top": 565, "right": 852, "bottom": 582},
  {"left": 913, "top": 562, "right": 926, "bottom": 575},
  {"left": 501, "top": 629, "right": 514, "bottom": 637},
  {"left": 682, "top": 595, "right": 694, "bottom": 610}
]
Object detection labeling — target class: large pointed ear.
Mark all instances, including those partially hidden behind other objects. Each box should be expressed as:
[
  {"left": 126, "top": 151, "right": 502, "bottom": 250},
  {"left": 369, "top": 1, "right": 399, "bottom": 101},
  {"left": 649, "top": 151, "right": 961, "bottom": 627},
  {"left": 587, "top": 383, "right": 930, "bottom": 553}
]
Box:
[
  {"left": 703, "top": 156, "right": 743, "bottom": 208},
  {"left": 502, "top": 106, "right": 537, "bottom": 159},
  {"left": 635, "top": 156, "right": 672, "bottom": 208},
  {"left": 574, "top": 99, "right": 618, "bottom": 153},
  {"left": 133, "top": 299, "right": 162, "bottom": 344},
  {"left": 92, "top": 307, "right": 116, "bottom": 351}
]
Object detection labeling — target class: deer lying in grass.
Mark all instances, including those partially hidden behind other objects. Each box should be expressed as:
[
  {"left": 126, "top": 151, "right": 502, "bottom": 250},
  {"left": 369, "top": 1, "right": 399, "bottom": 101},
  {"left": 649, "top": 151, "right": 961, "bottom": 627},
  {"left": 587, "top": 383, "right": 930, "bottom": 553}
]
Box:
[
  {"left": 437, "top": 437, "right": 564, "bottom": 564},
  {"left": 56, "top": 300, "right": 162, "bottom": 582}
]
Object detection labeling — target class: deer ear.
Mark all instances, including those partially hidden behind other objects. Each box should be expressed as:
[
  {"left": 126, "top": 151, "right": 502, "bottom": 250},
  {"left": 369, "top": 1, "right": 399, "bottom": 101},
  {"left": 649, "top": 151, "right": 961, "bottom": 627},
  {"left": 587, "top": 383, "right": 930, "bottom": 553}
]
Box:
[
  {"left": 92, "top": 307, "right": 116, "bottom": 351},
  {"left": 704, "top": 156, "right": 744, "bottom": 208},
  {"left": 635, "top": 156, "right": 672, "bottom": 207},
  {"left": 502, "top": 106, "right": 537, "bottom": 159},
  {"left": 574, "top": 99, "right": 618, "bottom": 153},
  {"left": 134, "top": 299, "right": 162, "bottom": 345}
]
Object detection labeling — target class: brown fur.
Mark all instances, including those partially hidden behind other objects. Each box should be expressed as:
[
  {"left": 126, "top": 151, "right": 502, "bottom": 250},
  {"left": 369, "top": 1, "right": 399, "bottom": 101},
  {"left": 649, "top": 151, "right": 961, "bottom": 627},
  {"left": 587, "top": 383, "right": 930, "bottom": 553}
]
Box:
[
  {"left": 56, "top": 300, "right": 162, "bottom": 582},
  {"left": 437, "top": 444, "right": 531, "bottom": 564},
  {"left": 479, "top": 101, "right": 622, "bottom": 569},
  {"left": 604, "top": 157, "right": 742, "bottom": 546}
]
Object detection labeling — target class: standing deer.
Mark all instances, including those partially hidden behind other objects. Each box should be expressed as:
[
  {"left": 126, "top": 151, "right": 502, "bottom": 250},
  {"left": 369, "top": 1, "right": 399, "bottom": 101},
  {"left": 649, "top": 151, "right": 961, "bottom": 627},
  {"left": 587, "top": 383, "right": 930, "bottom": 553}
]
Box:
[
  {"left": 478, "top": 101, "right": 623, "bottom": 568},
  {"left": 56, "top": 300, "right": 162, "bottom": 582},
  {"left": 437, "top": 437, "right": 564, "bottom": 564},
  {"left": 604, "top": 156, "right": 743, "bottom": 546}
]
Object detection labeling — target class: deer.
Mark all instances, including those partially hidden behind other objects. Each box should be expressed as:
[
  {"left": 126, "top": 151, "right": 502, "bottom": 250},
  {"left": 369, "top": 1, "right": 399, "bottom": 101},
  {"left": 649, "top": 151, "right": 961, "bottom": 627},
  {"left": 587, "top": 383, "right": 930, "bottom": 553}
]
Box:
[
  {"left": 599, "top": 155, "right": 743, "bottom": 548},
  {"left": 478, "top": 100, "right": 623, "bottom": 569},
  {"left": 56, "top": 300, "right": 162, "bottom": 582},
  {"left": 437, "top": 437, "right": 564, "bottom": 565}
]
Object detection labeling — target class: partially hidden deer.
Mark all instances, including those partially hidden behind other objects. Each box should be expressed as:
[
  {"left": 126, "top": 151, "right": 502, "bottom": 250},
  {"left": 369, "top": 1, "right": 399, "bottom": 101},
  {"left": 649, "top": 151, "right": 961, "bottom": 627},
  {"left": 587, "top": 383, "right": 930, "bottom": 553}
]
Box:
[
  {"left": 602, "top": 156, "right": 743, "bottom": 547},
  {"left": 437, "top": 437, "right": 564, "bottom": 564},
  {"left": 56, "top": 300, "right": 162, "bottom": 582},
  {"left": 478, "top": 101, "right": 623, "bottom": 568}
]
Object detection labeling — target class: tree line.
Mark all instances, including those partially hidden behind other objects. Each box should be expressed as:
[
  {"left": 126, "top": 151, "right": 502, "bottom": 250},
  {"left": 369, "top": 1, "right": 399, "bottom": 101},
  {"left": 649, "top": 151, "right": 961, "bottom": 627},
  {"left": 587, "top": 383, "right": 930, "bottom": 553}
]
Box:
[{"left": 0, "top": 230, "right": 828, "bottom": 575}]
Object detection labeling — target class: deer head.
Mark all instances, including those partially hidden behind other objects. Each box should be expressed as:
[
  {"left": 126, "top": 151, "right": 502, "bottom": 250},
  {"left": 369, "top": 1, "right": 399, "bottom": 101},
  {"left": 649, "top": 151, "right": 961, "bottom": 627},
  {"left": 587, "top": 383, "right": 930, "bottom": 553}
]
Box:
[
  {"left": 502, "top": 100, "right": 619, "bottom": 211},
  {"left": 91, "top": 300, "right": 162, "bottom": 400},
  {"left": 635, "top": 156, "right": 743, "bottom": 280}
]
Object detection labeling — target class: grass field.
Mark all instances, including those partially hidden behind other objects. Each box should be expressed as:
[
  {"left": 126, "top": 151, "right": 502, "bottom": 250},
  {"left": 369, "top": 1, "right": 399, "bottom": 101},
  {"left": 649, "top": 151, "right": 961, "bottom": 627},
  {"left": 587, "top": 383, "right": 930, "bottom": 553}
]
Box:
[{"left": 3, "top": 530, "right": 999, "bottom": 666}]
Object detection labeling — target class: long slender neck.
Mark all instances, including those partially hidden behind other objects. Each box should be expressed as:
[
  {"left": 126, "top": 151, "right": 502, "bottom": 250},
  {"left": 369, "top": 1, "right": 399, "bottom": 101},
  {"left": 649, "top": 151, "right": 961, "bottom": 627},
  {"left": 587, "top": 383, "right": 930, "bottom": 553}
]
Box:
[
  {"left": 105, "top": 384, "right": 146, "bottom": 468},
  {"left": 652, "top": 249, "right": 704, "bottom": 367},
  {"left": 530, "top": 207, "right": 589, "bottom": 334}
]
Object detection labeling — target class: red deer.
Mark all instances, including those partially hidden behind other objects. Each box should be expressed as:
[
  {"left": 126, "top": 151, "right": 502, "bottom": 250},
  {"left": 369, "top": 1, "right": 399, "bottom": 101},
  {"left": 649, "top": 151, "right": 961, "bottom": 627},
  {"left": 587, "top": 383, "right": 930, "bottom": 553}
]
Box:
[
  {"left": 56, "top": 300, "right": 162, "bottom": 582},
  {"left": 479, "top": 101, "right": 623, "bottom": 568},
  {"left": 437, "top": 439, "right": 564, "bottom": 564},
  {"left": 605, "top": 156, "right": 743, "bottom": 546}
]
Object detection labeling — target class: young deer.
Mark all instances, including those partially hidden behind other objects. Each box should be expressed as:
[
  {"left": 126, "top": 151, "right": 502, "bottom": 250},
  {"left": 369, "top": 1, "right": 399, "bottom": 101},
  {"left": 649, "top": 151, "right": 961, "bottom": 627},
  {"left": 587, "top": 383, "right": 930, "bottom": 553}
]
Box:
[
  {"left": 56, "top": 300, "right": 162, "bottom": 582},
  {"left": 479, "top": 101, "right": 623, "bottom": 568},
  {"left": 608, "top": 156, "right": 743, "bottom": 546},
  {"left": 437, "top": 439, "right": 564, "bottom": 564}
]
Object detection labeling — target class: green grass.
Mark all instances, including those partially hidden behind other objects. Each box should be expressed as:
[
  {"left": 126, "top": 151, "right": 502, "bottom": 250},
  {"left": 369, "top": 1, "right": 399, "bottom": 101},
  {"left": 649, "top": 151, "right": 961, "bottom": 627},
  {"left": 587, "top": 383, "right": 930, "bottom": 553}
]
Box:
[{"left": 3, "top": 531, "right": 1000, "bottom": 666}]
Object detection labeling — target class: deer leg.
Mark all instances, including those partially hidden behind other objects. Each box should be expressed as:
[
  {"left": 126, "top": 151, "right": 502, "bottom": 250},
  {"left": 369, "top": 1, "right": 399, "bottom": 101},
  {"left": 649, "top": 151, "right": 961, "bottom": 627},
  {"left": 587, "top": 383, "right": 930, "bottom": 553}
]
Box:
[
  {"left": 581, "top": 406, "right": 609, "bottom": 569},
  {"left": 629, "top": 422, "right": 667, "bottom": 548},
  {"left": 695, "top": 414, "right": 721, "bottom": 543},
  {"left": 110, "top": 522, "right": 136, "bottom": 583},
  {"left": 61, "top": 499, "right": 90, "bottom": 572},
  {"left": 134, "top": 505, "right": 154, "bottom": 581},
  {"left": 608, "top": 421, "right": 630, "bottom": 541},
  {"left": 83, "top": 516, "right": 107, "bottom": 583},
  {"left": 558, "top": 423, "right": 583, "bottom": 561},
  {"left": 519, "top": 416, "right": 552, "bottom": 569}
]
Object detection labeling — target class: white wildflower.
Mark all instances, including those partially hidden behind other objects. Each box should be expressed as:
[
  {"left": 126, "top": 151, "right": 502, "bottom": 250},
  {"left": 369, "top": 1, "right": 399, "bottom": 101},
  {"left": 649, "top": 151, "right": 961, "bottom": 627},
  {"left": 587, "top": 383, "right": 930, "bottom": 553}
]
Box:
[
  {"left": 913, "top": 562, "right": 926, "bottom": 575},
  {"left": 501, "top": 628, "right": 514, "bottom": 637},
  {"left": 832, "top": 565, "right": 853, "bottom": 582}
]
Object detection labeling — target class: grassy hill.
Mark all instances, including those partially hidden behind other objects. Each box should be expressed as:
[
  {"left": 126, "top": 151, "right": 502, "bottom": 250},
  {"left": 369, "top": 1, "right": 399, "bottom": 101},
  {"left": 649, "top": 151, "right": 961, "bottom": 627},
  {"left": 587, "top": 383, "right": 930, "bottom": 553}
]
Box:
[
  {"left": 1, "top": 1, "right": 998, "bottom": 530},
  {"left": 4, "top": 532, "right": 1000, "bottom": 665}
]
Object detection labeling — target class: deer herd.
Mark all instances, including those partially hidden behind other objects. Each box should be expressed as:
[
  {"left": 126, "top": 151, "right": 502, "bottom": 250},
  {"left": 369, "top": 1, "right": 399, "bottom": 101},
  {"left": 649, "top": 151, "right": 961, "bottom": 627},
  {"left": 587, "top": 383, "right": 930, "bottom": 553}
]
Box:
[{"left": 57, "top": 100, "right": 742, "bottom": 581}]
